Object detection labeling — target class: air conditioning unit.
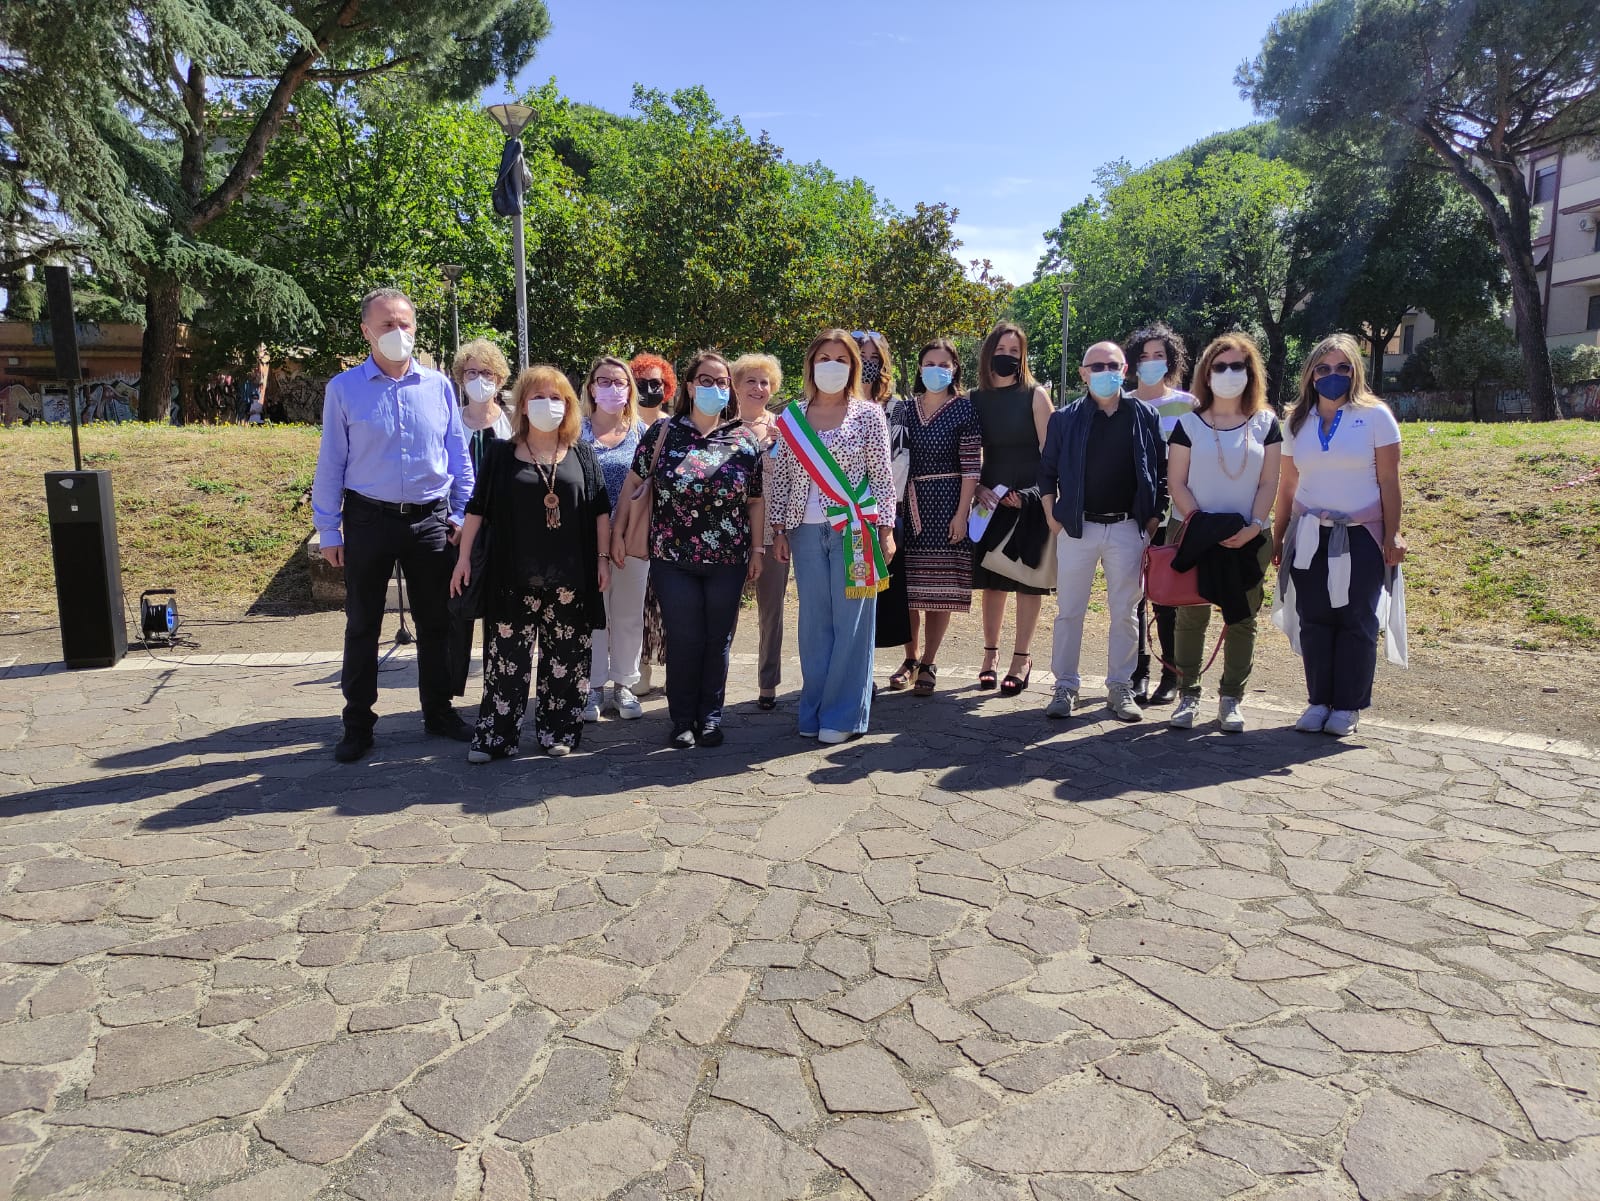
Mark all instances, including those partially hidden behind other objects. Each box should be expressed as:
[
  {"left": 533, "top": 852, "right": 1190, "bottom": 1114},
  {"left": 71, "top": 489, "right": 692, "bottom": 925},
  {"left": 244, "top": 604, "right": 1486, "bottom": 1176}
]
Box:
[{"left": 1581, "top": 215, "right": 1597, "bottom": 232}]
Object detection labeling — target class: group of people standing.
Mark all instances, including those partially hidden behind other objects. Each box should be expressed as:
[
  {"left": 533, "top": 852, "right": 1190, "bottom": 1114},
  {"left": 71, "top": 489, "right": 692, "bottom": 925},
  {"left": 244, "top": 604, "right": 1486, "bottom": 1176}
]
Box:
[{"left": 311, "top": 287, "right": 1406, "bottom": 765}]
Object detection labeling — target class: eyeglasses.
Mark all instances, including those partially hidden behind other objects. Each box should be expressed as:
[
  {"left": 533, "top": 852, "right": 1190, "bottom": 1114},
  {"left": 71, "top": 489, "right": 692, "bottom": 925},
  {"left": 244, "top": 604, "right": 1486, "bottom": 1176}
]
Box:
[
  {"left": 462, "top": 367, "right": 498, "bottom": 381},
  {"left": 1312, "top": 362, "right": 1354, "bottom": 378},
  {"left": 1083, "top": 361, "right": 1124, "bottom": 374},
  {"left": 592, "top": 376, "right": 630, "bottom": 389},
  {"left": 1212, "top": 361, "right": 1249, "bottom": 374},
  {"left": 693, "top": 375, "right": 731, "bottom": 389}
]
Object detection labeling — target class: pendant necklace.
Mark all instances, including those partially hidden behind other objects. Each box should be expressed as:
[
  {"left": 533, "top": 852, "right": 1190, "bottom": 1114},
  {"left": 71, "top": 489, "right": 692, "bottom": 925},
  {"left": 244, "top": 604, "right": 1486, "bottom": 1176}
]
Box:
[
  {"left": 1210, "top": 416, "right": 1249, "bottom": 480},
  {"left": 528, "top": 442, "right": 562, "bottom": 529}
]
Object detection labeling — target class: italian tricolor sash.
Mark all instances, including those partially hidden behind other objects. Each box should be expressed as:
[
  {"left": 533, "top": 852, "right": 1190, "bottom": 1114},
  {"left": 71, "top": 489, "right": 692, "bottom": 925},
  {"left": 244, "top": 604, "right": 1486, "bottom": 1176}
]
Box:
[{"left": 776, "top": 401, "right": 888, "bottom": 599}]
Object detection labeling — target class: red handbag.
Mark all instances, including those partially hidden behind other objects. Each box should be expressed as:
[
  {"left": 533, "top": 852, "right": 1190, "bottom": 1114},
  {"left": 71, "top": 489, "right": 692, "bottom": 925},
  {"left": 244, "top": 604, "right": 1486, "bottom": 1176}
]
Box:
[{"left": 1142, "top": 513, "right": 1207, "bottom": 608}]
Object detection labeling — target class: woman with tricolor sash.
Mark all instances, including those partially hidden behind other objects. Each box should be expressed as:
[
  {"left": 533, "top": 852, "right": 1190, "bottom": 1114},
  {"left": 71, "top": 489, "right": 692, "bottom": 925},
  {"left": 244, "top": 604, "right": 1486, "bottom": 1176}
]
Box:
[{"left": 768, "top": 331, "right": 899, "bottom": 744}]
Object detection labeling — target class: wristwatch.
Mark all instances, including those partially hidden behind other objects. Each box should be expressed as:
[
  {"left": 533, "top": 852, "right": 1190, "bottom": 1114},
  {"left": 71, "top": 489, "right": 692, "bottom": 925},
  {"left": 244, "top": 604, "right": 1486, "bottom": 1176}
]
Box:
[{"left": 1251, "top": 516, "right": 1269, "bottom": 530}]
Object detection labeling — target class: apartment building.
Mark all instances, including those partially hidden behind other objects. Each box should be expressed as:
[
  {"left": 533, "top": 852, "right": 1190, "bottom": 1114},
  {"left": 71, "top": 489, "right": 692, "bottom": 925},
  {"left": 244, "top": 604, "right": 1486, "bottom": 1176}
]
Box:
[{"left": 1531, "top": 144, "right": 1600, "bottom": 350}]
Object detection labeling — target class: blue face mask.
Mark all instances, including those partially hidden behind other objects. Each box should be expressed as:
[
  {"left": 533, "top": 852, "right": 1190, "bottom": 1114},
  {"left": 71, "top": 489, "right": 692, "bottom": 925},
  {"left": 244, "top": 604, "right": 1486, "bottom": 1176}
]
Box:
[
  {"left": 1087, "top": 370, "right": 1124, "bottom": 400},
  {"left": 1136, "top": 360, "right": 1168, "bottom": 386},
  {"left": 1314, "top": 373, "right": 1352, "bottom": 401},
  {"left": 920, "top": 365, "right": 954, "bottom": 393},
  {"left": 693, "top": 384, "right": 729, "bottom": 416}
]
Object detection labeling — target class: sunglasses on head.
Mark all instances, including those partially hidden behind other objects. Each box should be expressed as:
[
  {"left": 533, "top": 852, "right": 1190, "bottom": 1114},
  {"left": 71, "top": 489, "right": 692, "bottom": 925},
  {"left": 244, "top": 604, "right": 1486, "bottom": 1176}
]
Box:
[
  {"left": 1083, "top": 361, "right": 1124, "bottom": 374},
  {"left": 851, "top": 330, "right": 881, "bottom": 342},
  {"left": 1212, "top": 361, "right": 1249, "bottom": 374}
]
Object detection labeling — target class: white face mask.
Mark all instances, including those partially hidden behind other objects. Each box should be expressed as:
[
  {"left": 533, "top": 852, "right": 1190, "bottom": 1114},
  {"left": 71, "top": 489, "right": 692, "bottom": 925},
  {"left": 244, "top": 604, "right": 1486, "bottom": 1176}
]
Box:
[
  {"left": 1210, "top": 369, "right": 1249, "bottom": 400},
  {"left": 375, "top": 327, "right": 414, "bottom": 362},
  {"left": 526, "top": 396, "right": 565, "bottom": 432},
  {"left": 463, "top": 376, "right": 498, "bottom": 404},
  {"left": 812, "top": 360, "right": 851, "bottom": 395}
]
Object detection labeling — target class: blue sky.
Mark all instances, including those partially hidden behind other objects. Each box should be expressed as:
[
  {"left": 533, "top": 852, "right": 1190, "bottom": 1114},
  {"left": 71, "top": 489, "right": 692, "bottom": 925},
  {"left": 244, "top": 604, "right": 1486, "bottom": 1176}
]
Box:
[{"left": 506, "top": 0, "right": 1293, "bottom": 284}]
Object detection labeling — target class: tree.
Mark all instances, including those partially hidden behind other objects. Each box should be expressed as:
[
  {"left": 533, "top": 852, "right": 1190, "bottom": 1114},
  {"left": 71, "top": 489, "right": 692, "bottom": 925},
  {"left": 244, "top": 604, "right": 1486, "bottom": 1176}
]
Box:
[
  {"left": 0, "top": 0, "right": 550, "bottom": 418},
  {"left": 1241, "top": 0, "right": 1600, "bottom": 420}
]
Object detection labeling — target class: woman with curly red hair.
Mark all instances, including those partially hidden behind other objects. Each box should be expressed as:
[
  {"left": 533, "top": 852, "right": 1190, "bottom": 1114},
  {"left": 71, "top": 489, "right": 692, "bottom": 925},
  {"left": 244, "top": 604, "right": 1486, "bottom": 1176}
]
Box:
[{"left": 629, "top": 351, "right": 677, "bottom": 694}]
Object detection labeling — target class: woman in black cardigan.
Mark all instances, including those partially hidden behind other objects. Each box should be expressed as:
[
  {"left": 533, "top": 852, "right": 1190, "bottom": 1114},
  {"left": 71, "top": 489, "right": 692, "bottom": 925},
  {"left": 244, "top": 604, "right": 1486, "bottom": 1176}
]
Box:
[{"left": 451, "top": 366, "right": 611, "bottom": 760}]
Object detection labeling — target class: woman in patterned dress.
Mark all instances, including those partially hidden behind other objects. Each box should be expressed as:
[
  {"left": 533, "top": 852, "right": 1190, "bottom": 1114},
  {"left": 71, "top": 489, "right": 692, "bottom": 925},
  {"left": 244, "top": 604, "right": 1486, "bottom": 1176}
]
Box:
[
  {"left": 899, "top": 338, "right": 980, "bottom": 696},
  {"left": 629, "top": 351, "right": 677, "bottom": 696}
]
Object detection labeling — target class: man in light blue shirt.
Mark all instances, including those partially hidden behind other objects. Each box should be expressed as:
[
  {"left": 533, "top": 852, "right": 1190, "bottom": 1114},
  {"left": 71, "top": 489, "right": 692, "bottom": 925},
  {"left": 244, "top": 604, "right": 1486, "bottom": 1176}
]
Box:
[{"left": 312, "top": 288, "right": 474, "bottom": 761}]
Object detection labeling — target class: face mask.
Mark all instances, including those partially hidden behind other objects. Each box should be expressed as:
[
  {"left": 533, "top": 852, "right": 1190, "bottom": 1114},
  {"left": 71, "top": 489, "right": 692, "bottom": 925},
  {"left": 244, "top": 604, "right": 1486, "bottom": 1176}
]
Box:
[
  {"left": 812, "top": 360, "right": 851, "bottom": 394},
  {"left": 1314, "top": 373, "right": 1352, "bottom": 401},
  {"left": 1210, "top": 370, "right": 1249, "bottom": 400},
  {"left": 693, "top": 385, "right": 729, "bottom": 416},
  {"left": 990, "top": 353, "right": 1020, "bottom": 379},
  {"left": 594, "top": 383, "right": 629, "bottom": 413},
  {"left": 463, "top": 376, "right": 497, "bottom": 404},
  {"left": 526, "top": 396, "right": 565, "bottom": 432},
  {"left": 920, "top": 365, "right": 954, "bottom": 393},
  {"left": 1087, "top": 370, "right": 1123, "bottom": 401},
  {"left": 638, "top": 379, "right": 665, "bottom": 407},
  {"left": 861, "top": 360, "right": 882, "bottom": 386},
  {"left": 1137, "top": 360, "right": 1168, "bottom": 387},
  {"left": 376, "top": 327, "right": 414, "bottom": 362}
]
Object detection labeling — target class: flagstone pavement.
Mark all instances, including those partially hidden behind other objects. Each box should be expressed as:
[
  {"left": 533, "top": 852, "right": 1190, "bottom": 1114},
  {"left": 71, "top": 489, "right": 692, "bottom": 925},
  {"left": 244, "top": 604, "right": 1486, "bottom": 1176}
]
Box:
[{"left": 2, "top": 643, "right": 1600, "bottom": 1201}]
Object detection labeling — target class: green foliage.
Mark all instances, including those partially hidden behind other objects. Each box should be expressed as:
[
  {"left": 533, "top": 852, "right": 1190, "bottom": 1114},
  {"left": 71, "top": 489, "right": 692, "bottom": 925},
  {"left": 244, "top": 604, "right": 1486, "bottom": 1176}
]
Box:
[
  {"left": 1550, "top": 344, "right": 1600, "bottom": 386},
  {"left": 1397, "top": 320, "right": 1521, "bottom": 390}
]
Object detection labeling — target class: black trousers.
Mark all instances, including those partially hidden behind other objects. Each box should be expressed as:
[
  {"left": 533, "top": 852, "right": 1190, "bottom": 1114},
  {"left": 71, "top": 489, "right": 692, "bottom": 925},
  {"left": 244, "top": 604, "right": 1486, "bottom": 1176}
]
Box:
[
  {"left": 651, "top": 560, "right": 745, "bottom": 731},
  {"left": 1292, "top": 525, "right": 1385, "bottom": 711},
  {"left": 339, "top": 493, "right": 454, "bottom": 733},
  {"left": 1135, "top": 600, "right": 1177, "bottom": 685}
]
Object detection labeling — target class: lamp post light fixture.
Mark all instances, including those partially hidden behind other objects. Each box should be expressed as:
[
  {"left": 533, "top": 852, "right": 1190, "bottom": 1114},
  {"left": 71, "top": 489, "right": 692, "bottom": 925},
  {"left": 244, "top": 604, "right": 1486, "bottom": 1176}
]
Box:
[
  {"left": 485, "top": 102, "right": 535, "bottom": 372},
  {"left": 440, "top": 264, "right": 464, "bottom": 359},
  {"left": 1058, "top": 272, "right": 1074, "bottom": 402}
]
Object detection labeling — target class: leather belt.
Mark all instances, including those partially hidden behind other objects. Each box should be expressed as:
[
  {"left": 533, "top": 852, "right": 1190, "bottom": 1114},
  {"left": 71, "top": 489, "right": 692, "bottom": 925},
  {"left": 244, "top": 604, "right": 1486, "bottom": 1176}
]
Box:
[
  {"left": 1083, "top": 511, "right": 1132, "bottom": 524},
  {"left": 345, "top": 490, "right": 444, "bottom": 517}
]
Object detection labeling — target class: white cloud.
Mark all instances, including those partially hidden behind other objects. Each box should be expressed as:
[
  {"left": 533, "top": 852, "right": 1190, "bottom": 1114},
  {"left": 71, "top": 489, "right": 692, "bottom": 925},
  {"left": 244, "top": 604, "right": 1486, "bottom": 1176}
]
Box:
[{"left": 951, "top": 222, "right": 1046, "bottom": 286}]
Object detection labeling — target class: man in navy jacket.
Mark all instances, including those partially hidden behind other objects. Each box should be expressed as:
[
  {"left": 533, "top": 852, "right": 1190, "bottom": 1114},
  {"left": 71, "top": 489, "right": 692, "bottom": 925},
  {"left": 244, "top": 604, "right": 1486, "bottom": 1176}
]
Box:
[{"left": 1038, "top": 341, "right": 1167, "bottom": 722}]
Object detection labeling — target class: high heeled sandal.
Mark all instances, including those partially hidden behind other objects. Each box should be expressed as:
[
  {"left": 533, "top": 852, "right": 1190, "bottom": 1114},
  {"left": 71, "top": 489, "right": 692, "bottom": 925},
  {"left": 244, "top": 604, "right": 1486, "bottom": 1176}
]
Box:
[
  {"left": 887, "top": 657, "right": 918, "bottom": 691},
  {"left": 978, "top": 647, "right": 999, "bottom": 690},
  {"left": 913, "top": 662, "right": 937, "bottom": 697},
  {"left": 999, "top": 650, "right": 1032, "bottom": 697}
]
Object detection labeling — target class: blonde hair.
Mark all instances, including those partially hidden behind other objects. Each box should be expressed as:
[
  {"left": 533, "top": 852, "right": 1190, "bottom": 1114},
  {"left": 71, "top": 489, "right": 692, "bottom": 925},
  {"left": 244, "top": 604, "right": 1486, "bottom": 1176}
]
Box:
[
  {"left": 451, "top": 338, "right": 511, "bottom": 400},
  {"left": 581, "top": 355, "right": 638, "bottom": 426},
  {"left": 801, "top": 330, "right": 864, "bottom": 403},
  {"left": 731, "top": 353, "right": 784, "bottom": 398},
  {"left": 508, "top": 365, "right": 582, "bottom": 445},
  {"left": 1192, "top": 334, "right": 1267, "bottom": 416},
  {"left": 1288, "top": 332, "right": 1378, "bottom": 436}
]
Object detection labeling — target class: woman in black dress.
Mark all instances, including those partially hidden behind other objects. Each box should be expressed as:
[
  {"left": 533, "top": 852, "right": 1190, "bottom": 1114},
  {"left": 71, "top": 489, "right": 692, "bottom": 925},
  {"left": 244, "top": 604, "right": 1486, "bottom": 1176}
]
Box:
[{"left": 971, "top": 322, "right": 1054, "bottom": 696}]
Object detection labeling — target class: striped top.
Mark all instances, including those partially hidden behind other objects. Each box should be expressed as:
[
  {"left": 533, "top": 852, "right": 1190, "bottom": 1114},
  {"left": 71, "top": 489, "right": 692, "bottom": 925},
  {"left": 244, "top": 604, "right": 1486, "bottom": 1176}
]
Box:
[{"left": 1137, "top": 388, "right": 1197, "bottom": 444}]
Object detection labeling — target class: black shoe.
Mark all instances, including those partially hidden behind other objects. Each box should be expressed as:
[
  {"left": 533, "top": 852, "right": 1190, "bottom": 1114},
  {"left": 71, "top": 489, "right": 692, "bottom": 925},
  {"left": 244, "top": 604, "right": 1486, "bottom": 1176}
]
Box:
[
  {"left": 1149, "top": 675, "right": 1178, "bottom": 706},
  {"left": 334, "top": 730, "right": 373, "bottom": 763},
  {"left": 697, "top": 722, "right": 724, "bottom": 747},
  {"left": 668, "top": 726, "right": 697, "bottom": 749},
  {"left": 1132, "top": 674, "right": 1151, "bottom": 705},
  {"left": 424, "top": 710, "right": 473, "bottom": 741},
  {"left": 757, "top": 694, "right": 778, "bottom": 711}
]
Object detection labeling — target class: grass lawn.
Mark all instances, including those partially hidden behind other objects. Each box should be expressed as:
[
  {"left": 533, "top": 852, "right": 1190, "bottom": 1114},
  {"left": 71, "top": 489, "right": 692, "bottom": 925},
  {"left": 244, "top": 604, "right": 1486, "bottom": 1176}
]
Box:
[{"left": 2, "top": 418, "right": 1598, "bottom": 649}]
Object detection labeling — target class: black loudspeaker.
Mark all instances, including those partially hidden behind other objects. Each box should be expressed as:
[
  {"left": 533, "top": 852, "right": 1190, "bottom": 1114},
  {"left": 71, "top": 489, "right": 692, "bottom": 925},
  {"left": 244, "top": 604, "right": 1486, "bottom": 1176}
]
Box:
[
  {"left": 45, "top": 471, "right": 127, "bottom": 668},
  {"left": 43, "top": 266, "right": 82, "bottom": 382}
]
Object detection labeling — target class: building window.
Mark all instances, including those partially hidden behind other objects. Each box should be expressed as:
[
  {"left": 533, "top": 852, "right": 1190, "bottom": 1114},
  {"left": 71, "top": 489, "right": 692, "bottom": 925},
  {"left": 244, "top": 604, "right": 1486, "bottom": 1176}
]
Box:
[
  {"left": 1593, "top": 222, "right": 1600, "bottom": 254},
  {"left": 1533, "top": 164, "right": 1558, "bottom": 203},
  {"left": 1588, "top": 293, "right": 1600, "bottom": 332},
  {"left": 1402, "top": 324, "right": 1416, "bottom": 355}
]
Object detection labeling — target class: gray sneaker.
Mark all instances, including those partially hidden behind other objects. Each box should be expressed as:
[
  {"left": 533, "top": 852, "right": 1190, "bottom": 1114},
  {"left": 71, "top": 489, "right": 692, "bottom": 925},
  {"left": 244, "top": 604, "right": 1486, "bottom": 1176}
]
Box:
[
  {"left": 1323, "top": 709, "right": 1360, "bottom": 737},
  {"left": 582, "top": 689, "right": 602, "bottom": 723},
  {"left": 1108, "top": 683, "right": 1144, "bottom": 723},
  {"left": 1218, "top": 696, "right": 1246, "bottom": 733},
  {"left": 612, "top": 685, "right": 644, "bottom": 720},
  {"left": 1045, "top": 685, "right": 1077, "bottom": 719},
  {"left": 1169, "top": 694, "right": 1200, "bottom": 729}
]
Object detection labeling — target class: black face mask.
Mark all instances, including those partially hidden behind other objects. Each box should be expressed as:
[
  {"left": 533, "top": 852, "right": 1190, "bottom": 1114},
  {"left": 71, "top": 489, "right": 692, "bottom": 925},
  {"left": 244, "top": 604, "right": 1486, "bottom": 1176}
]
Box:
[
  {"left": 990, "top": 353, "right": 1020, "bottom": 379},
  {"left": 638, "top": 380, "right": 665, "bottom": 407},
  {"left": 861, "top": 361, "right": 883, "bottom": 386}
]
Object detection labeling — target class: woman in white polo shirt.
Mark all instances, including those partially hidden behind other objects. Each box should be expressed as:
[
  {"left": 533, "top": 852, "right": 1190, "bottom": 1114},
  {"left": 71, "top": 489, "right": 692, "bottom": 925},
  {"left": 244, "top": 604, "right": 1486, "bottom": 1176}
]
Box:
[
  {"left": 1272, "top": 332, "right": 1407, "bottom": 738},
  {"left": 1165, "top": 334, "right": 1280, "bottom": 732}
]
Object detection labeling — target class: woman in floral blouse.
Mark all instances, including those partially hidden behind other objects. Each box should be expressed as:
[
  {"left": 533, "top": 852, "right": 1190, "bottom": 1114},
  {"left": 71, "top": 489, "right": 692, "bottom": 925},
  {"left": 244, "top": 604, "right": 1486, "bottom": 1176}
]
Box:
[
  {"left": 610, "top": 350, "right": 765, "bottom": 749},
  {"left": 768, "top": 330, "right": 898, "bottom": 744}
]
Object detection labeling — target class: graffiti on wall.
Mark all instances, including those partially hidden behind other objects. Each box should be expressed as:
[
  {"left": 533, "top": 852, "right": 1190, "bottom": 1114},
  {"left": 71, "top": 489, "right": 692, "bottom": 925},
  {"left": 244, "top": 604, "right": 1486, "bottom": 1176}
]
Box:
[
  {"left": 1388, "top": 379, "right": 1600, "bottom": 422},
  {"left": 0, "top": 373, "right": 182, "bottom": 426}
]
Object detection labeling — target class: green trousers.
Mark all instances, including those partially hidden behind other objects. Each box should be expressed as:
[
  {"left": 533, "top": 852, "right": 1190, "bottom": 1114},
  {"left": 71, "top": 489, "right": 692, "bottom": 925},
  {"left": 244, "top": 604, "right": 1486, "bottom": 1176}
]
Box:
[{"left": 1173, "top": 537, "right": 1273, "bottom": 700}]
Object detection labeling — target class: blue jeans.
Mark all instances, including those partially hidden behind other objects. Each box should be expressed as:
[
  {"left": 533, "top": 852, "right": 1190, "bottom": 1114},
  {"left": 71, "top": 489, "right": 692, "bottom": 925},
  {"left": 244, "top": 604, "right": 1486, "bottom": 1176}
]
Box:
[
  {"left": 789, "top": 523, "right": 877, "bottom": 736},
  {"left": 650, "top": 560, "right": 745, "bottom": 731}
]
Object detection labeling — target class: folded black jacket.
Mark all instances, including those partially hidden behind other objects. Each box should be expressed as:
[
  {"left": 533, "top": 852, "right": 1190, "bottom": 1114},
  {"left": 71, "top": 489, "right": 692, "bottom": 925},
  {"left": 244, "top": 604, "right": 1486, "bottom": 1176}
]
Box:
[
  {"left": 979, "top": 487, "right": 1050, "bottom": 569},
  {"left": 1172, "top": 512, "right": 1266, "bottom": 625}
]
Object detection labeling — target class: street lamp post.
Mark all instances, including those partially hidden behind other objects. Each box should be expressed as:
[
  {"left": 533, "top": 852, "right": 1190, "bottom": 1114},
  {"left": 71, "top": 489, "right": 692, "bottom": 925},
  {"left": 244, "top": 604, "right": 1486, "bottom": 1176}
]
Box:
[
  {"left": 440, "top": 264, "right": 463, "bottom": 360},
  {"left": 485, "top": 102, "right": 535, "bottom": 372},
  {"left": 1059, "top": 273, "right": 1073, "bottom": 402}
]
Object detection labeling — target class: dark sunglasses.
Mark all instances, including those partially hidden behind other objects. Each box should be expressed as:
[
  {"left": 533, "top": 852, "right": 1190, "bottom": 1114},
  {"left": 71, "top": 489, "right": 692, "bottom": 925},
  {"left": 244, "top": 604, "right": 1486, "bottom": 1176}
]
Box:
[
  {"left": 1212, "top": 361, "right": 1249, "bottom": 374},
  {"left": 1312, "top": 362, "right": 1354, "bottom": 377},
  {"left": 1083, "top": 361, "right": 1124, "bottom": 374},
  {"left": 638, "top": 379, "right": 665, "bottom": 394}
]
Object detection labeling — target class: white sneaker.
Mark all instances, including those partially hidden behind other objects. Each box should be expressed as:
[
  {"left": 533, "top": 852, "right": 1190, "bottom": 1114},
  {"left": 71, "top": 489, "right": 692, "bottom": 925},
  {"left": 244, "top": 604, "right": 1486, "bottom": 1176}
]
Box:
[
  {"left": 612, "top": 685, "right": 643, "bottom": 720},
  {"left": 467, "top": 749, "right": 491, "bottom": 764},
  {"left": 818, "top": 728, "right": 850, "bottom": 744},
  {"left": 1045, "top": 685, "right": 1077, "bottom": 719},
  {"left": 582, "top": 690, "right": 602, "bottom": 723},
  {"left": 1108, "top": 683, "right": 1143, "bottom": 723},
  {"left": 1294, "top": 703, "right": 1332, "bottom": 733},
  {"left": 1323, "top": 709, "right": 1360, "bottom": 737},
  {"left": 547, "top": 744, "right": 572, "bottom": 757},
  {"left": 1169, "top": 694, "right": 1200, "bottom": 729},
  {"left": 1218, "top": 696, "right": 1246, "bottom": 733}
]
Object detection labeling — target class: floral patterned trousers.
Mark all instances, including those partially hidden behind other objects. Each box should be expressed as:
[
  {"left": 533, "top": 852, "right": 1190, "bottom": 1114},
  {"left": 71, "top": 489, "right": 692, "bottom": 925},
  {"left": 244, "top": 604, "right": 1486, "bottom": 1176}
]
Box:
[{"left": 473, "top": 586, "right": 593, "bottom": 756}]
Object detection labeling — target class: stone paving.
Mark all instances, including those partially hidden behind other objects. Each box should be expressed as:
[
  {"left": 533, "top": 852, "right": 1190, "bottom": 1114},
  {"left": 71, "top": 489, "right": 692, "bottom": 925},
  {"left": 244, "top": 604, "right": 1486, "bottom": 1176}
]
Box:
[{"left": 2, "top": 643, "right": 1600, "bottom": 1201}]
